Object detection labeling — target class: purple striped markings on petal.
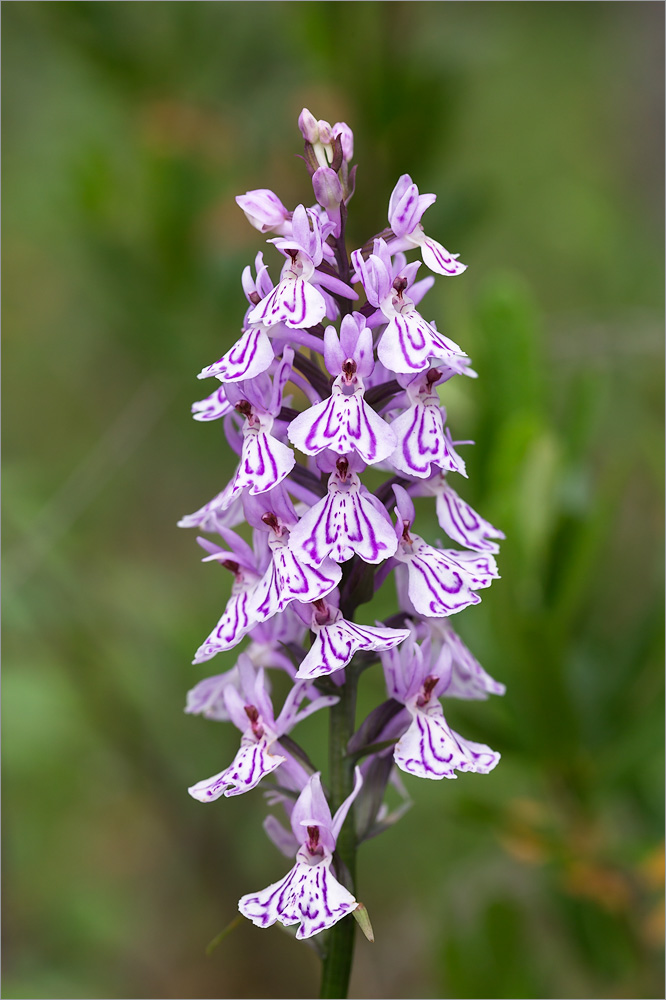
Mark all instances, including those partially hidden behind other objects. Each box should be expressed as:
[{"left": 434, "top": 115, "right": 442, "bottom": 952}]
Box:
[
  {"left": 288, "top": 465, "right": 397, "bottom": 565},
  {"left": 191, "top": 385, "right": 233, "bottom": 422},
  {"left": 394, "top": 533, "right": 491, "bottom": 617},
  {"left": 188, "top": 734, "right": 286, "bottom": 800},
  {"left": 377, "top": 303, "right": 467, "bottom": 375},
  {"left": 197, "top": 326, "right": 274, "bottom": 383},
  {"left": 394, "top": 697, "right": 499, "bottom": 779},
  {"left": 407, "top": 226, "right": 467, "bottom": 276},
  {"left": 247, "top": 257, "right": 326, "bottom": 330},
  {"left": 231, "top": 420, "right": 295, "bottom": 497},
  {"left": 390, "top": 392, "right": 466, "bottom": 479},
  {"left": 296, "top": 611, "right": 410, "bottom": 680},
  {"left": 288, "top": 378, "right": 396, "bottom": 465},
  {"left": 238, "top": 848, "right": 357, "bottom": 940},
  {"left": 193, "top": 587, "right": 259, "bottom": 663},
  {"left": 431, "top": 479, "right": 504, "bottom": 553},
  {"left": 250, "top": 535, "right": 342, "bottom": 623}
]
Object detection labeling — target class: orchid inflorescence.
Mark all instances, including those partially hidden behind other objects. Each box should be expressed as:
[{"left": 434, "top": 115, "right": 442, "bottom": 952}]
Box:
[{"left": 180, "top": 108, "right": 505, "bottom": 969}]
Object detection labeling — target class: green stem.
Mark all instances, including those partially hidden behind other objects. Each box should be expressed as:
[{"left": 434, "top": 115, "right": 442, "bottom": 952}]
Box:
[{"left": 319, "top": 664, "right": 359, "bottom": 999}]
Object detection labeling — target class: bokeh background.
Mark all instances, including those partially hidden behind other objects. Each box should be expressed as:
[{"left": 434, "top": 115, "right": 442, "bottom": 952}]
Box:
[{"left": 3, "top": 3, "right": 664, "bottom": 999}]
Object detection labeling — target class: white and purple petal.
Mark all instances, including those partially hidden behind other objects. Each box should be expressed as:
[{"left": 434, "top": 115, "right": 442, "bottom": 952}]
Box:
[
  {"left": 296, "top": 618, "right": 410, "bottom": 680},
  {"left": 188, "top": 736, "right": 286, "bottom": 800},
  {"left": 239, "top": 853, "right": 357, "bottom": 940},
  {"left": 251, "top": 542, "right": 342, "bottom": 622},
  {"left": 377, "top": 310, "right": 466, "bottom": 375},
  {"left": 289, "top": 481, "right": 397, "bottom": 566},
  {"left": 396, "top": 536, "right": 483, "bottom": 617},
  {"left": 191, "top": 386, "right": 233, "bottom": 422},
  {"left": 232, "top": 429, "right": 295, "bottom": 497},
  {"left": 434, "top": 484, "right": 504, "bottom": 553},
  {"left": 394, "top": 701, "right": 499, "bottom": 779},
  {"left": 288, "top": 386, "right": 396, "bottom": 465},
  {"left": 248, "top": 276, "right": 326, "bottom": 330},
  {"left": 198, "top": 326, "right": 274, "bottom": 383}
]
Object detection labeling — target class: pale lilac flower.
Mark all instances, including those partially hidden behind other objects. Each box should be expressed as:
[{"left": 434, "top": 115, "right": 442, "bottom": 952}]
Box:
[
  {"left": 239, "top": 770, "right": 362, "bottom": 939},
  {"left": 188, "top": 656, "right": 337, "bottom": 801},
  {"left": 218, "top": 352, "right": 296, "bottom": 507},
  {"left": 381, "top": 631, "right": 500, "bottom": 780},
  {"left": 247, "top": 206, "right": 355, "bottom": 329},
  {"left": 351, "top": 239, "right": 467, "bottom": 375},
  {"left": 181, "top": 110, "right": 506, "bottom": 956},
  {"left": 288, "top": 313, "right": 396, "bottom": 464},
  {"left": 289, "top": 453, "right": 397, "bottom": 566},
  {"left": 294, "top": 598, "right": 410, "bottom": 680},
  {"left": 387, "top": 174, "right": 467, "bottom": 276},
  {"left": 392, "top": 486, "right": 499, "bottom": 617},
  {"left": 388, "top": 366, "right": 468, "bottom": 479},
  {"left": 245, "top": 489, "right": 343, "bottom": 624}
]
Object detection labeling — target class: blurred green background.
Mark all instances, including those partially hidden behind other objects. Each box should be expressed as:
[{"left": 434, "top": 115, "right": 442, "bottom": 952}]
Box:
[{"left": 3, "top": 3, "right": 664, "bottom": 998}]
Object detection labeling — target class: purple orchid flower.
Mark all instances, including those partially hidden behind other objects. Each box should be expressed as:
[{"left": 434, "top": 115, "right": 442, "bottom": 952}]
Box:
[
  {"left": 293, "top": 598, "right": 410, "bottom": 680},
  {"left": 388, "top": 366, "right": 468, "bottom": 479},
  {"left": 351, "top": 239, "right": 468, "bottom": 375},
  {"left": 181, "top": 110, "right": 507, "bottom": 962},
  {"left": 289, "top": 453, "right": 397, "bottom": 565},
  {"left": 381, "top": 630, "right": 500, "bottom": 780},
  {"left": 188, "top": 655, "right": 338, "bottom": 801},
  {"left": 238, "top": 769, "right": 362, "bottom": 939},
  {"left": 392, "top": 486, "right": 499, "bottom": 617},
  {"left": 288, "top": 313, "right": 397, "bottom": 464},
  {"left": 386, "top": 174, "right": 467, "bottom": 277},
  {"left": 217, "top": 351, "right": 296, "bottom": 507}
]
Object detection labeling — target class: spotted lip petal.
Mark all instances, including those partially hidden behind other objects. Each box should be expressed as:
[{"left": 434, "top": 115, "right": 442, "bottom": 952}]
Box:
[
  {"left": 395, "top": 535, "right": 486, "bottom": 617},
  {"left": 193, "top": 588, "right": 258, "bottom": 663},
  {"left": 250, "top": 540, "right": 342, "bottom": 622},
  {"left": 231, "top": 427, "right": 295, "bottom": 497},
  {"left": 198, "top": 326, "right": 274, "bottom": 383},
  {"left": 288, "top": 475, "right": 397, "bottom": 565},
  {"left": 247, "top": 275, "right": 326, "bottom": 330},
  {"left": 188, "top": 736, "right": 286, "bottom": 800},
  {"left": 394, "top": 700, "right": 499, "bottom": 779},
  {"left": 390, "top": 401, "right": 466, "bottom": 479},
  {"left": 191, "top": 386, "right": 233, "bottom": 422},
  {"left": 435, "top": 484, "right": 504, "bottom": 553},
  {"left": 296, "top": 618, "right": 410, "bottom": 680},
  {"left": 377, "top": 308, "right": 467, "bottom": 375},
  {"left": 238, "top": 850, "right": 357, "bottom": 940},
  {"left": 415, "top": 232, "right": 467, "bottom": 276},
  {"left": 287, "top": 383, "right": 396, "bottom": 465}
]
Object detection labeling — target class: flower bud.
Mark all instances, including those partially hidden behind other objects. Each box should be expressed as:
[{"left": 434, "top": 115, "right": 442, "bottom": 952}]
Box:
[
  {"left": 312, "top": 167, "right": 343, "bottom": 210},
  {"left": 236, "top": 189, "right": 289, "bottom": 234},
  {"left": 333, "top": 122, "right": 354, "bottom": 163},
  {"left": 298, "top": 107, "right": 319, "bottom": 144}
]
